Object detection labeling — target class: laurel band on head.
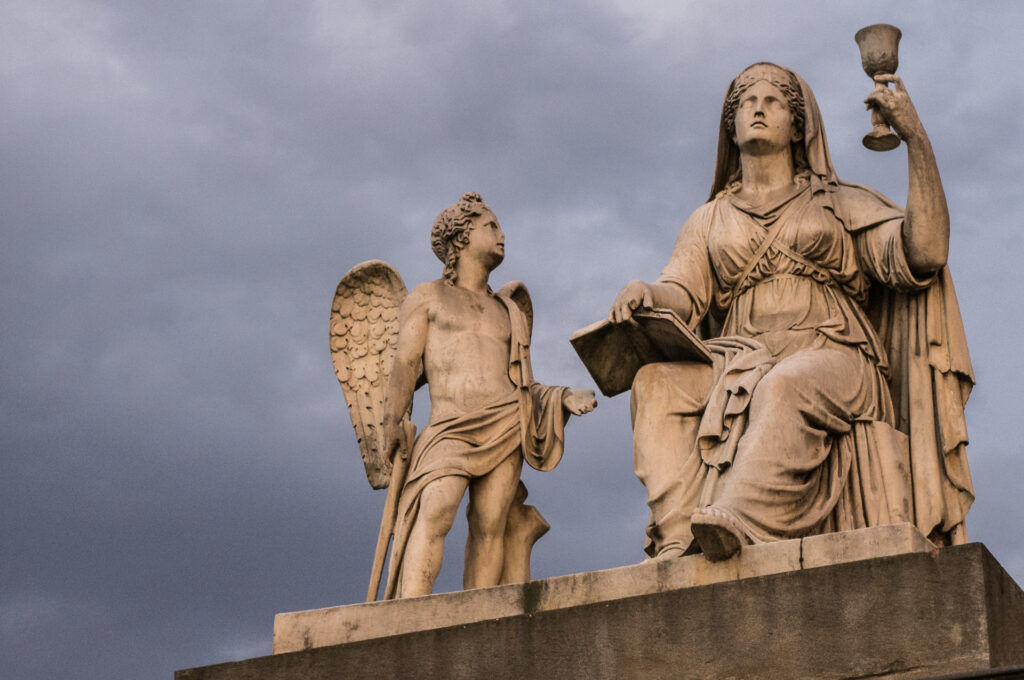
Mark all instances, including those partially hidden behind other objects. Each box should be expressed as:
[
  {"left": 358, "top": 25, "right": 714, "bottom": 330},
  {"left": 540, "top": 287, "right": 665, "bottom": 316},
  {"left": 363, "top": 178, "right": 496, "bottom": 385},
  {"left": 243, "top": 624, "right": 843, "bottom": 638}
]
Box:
[
  {"left": 723, "top": 62, "right": 806, "bottom": 144},
  {"left": 430, "top": 192, "right": 491, "bottom": 285}
]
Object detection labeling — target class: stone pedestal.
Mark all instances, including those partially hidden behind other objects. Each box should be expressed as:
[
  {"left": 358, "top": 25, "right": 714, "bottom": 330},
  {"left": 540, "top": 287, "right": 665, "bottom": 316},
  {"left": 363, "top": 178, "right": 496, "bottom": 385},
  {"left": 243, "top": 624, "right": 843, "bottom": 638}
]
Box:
[{"left": 175, "top": 526, "right": 1024, "bottom": 680}]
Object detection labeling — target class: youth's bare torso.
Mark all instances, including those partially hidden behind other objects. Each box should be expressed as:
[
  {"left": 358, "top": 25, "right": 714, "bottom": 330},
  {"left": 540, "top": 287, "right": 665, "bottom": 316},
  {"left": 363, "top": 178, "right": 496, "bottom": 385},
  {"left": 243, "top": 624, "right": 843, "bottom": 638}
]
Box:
[
  {"left": 419, "top": 280, "right": 516, "bottom": 421},
  {"left": 379, "top": 197, "right": 593, "bottom": 598}
]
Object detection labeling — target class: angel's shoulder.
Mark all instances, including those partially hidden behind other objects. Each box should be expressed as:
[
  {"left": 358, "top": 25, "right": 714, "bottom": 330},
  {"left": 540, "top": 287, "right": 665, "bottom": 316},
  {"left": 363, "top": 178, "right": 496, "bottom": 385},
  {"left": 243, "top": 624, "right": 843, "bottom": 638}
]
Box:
[
  {"left": 403, "top": 279, "right": 448, "bottom": 313},
  {"left": 410, "top": 279, "right": 447, "bottom": 300}
]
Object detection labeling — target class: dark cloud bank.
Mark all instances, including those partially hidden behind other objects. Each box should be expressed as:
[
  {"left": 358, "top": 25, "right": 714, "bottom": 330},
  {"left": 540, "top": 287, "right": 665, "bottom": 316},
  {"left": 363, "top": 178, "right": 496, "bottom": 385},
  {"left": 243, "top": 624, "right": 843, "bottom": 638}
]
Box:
[{"left": 2, "top": 2, "right": 1023, "bottom": 678}]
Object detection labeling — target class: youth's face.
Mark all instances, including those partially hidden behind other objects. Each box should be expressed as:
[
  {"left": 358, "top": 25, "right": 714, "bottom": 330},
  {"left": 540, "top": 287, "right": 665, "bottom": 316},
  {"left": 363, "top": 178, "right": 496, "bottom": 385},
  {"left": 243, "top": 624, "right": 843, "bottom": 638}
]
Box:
[
  {"left": 732, "top": 80, "right": 800, "bottom": 154},
  {"left": 464, "top": 210, "right": 505, "bottom": 269}
]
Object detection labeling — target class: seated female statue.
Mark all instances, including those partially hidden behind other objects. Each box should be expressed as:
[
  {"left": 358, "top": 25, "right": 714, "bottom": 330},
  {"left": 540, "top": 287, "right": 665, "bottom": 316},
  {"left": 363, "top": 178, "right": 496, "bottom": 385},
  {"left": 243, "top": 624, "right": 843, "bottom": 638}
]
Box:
[{"left": 609, "top": 63, "right": 974, "bottom": 561}]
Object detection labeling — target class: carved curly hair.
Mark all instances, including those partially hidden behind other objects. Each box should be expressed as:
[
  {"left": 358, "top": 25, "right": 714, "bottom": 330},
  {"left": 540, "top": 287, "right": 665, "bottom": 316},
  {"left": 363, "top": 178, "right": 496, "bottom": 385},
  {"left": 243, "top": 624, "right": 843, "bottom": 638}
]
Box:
[
  {"left": 430, "top": 192, "right": 491, "bottom": 285},
  {"left": 722, "top": 63, "right": 808, "bottom": 177}
]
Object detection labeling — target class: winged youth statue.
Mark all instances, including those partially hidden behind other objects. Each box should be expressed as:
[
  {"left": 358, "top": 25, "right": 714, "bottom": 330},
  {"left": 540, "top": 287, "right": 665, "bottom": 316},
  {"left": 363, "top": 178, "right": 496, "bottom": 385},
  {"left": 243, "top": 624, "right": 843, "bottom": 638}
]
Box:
[{"left": 331, "top": 192, "right": 596, "bottom": 600}]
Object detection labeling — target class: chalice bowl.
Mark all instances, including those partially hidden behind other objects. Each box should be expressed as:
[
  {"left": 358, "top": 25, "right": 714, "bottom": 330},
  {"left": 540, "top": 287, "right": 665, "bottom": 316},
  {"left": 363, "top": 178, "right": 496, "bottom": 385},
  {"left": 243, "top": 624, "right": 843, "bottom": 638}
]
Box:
[{"left": 855, "top": 23, "right": 902, "bottom": 151}]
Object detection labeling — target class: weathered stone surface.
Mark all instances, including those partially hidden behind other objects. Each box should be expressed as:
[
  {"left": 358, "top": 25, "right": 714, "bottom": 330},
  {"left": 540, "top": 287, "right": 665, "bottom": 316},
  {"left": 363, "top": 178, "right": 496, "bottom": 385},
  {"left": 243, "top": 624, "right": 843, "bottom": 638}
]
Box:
[
  {"left": 332, "top": 194, "right": 596, "bottom": 602},
  {"left": 177, "top": 542, "right": 1024, "bottom": 680},
  {"left": 602, "top": 58, "right": 974, "bottom": 564},
  {"left": 273, "top": 523, "right": 930, "bottom": 653},
  {"left": 801, "top": 521, "right": 936, "bottom": 569}
]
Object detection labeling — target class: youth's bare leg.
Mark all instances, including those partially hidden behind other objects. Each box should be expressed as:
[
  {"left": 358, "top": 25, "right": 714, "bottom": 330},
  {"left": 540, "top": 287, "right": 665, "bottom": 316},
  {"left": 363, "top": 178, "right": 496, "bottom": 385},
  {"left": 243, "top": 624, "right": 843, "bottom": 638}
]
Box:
[
  {"left": 464, "top": 453, "right": 523, "bottom": 589},
  {"left": 400, "top": 475, "right": 469, "bottom": 597}
]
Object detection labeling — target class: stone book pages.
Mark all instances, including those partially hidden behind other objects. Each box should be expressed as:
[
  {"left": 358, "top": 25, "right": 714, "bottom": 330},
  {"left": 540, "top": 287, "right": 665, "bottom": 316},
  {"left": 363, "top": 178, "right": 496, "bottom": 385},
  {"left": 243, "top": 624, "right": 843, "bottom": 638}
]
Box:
[{"left": 570, "top": 308, "right": 711, "bottom": 397}]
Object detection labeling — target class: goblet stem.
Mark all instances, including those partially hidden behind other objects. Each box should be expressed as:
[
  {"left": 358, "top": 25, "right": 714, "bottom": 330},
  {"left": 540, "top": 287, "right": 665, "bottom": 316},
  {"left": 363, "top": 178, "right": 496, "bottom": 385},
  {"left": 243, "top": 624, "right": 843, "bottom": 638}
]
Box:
[{"left": 863, "top": 81, "right": 900, "bottom": 151}]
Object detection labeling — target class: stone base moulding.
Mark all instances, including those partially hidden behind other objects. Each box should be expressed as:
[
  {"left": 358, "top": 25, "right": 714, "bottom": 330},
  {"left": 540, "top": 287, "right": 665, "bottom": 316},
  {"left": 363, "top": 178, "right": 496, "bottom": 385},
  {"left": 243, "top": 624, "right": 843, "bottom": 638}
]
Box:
[
  {"left": 176, "top": 526, "right": 1024, "bottom": 680},
  {"left": 273, "top": 522, "right": 933, "bottom": 652}
]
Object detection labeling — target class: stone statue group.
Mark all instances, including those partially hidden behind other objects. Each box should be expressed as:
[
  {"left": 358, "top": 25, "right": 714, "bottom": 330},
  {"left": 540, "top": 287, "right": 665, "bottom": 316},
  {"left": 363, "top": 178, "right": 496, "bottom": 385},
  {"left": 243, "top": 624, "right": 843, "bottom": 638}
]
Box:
[{"left": 331, "top": 60, "right": 973, "bottom": 601}]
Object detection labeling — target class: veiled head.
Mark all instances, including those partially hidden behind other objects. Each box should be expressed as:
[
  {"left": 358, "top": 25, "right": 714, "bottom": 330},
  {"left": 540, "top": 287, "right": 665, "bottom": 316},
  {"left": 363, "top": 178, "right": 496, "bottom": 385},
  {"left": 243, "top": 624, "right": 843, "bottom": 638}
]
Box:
[
  {"left": 723, "top": 63, "right": 805, "bottom": 145},
  {"left": 710, "top": 63, "right": 837, "bottom": 199}
]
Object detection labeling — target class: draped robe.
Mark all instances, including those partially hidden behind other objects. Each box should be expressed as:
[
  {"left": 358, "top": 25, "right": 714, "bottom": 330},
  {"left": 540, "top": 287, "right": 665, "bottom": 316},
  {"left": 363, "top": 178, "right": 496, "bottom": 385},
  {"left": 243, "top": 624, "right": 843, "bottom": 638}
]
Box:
[
  {"left": 632, "top": 177, "right": 974, "bottom": 556},
  {"left": 385, "top": 294, "right": 569, "bottom": 598}
]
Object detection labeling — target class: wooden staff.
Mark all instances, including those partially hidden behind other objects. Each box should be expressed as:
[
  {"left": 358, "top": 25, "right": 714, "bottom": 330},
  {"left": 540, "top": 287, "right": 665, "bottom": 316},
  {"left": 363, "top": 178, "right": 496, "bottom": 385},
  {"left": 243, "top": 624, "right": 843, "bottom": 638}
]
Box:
[{"left": 366, "top": 419, "right": 416, "bottom": 602}]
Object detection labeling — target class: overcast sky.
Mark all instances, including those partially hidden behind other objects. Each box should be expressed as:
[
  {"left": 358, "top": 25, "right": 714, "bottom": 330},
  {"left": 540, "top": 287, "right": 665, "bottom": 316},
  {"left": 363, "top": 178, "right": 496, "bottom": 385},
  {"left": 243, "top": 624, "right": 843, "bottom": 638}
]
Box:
[{"left": 3, "top": 2, "right": 1023, "bottom": 678}]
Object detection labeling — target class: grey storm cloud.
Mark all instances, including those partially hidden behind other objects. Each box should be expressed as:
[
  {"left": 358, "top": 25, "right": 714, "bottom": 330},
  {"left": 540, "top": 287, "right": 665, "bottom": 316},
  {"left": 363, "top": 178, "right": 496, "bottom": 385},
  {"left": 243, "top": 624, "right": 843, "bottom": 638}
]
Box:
[{"left": 3, "top": 1, "right": 1023, "bottom": 678}]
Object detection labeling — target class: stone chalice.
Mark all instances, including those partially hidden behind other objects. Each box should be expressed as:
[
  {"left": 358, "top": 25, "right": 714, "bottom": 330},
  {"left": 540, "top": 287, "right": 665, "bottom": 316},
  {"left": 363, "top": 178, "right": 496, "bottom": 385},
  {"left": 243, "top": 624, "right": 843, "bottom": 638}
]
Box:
[{"left": 855, "top": 23, "right": 902, "bottom": 151}]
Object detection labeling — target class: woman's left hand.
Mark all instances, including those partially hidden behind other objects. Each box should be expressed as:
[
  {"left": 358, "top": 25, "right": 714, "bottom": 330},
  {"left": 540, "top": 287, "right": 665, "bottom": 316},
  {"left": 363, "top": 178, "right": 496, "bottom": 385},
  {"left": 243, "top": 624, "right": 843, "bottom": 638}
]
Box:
[{"left": 865, "top": 74, "right": 925, "bottom": 142}]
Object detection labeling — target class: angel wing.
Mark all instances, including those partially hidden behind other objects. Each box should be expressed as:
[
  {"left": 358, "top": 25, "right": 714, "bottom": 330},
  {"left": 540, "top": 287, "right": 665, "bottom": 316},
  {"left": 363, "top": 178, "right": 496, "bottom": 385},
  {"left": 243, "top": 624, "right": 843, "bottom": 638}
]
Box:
[
  {"left": 497, "top": 280, "right": 533, "bottom": 340},
  {"left": 330, "top": 260, "right": 409, "bottom": 489}
]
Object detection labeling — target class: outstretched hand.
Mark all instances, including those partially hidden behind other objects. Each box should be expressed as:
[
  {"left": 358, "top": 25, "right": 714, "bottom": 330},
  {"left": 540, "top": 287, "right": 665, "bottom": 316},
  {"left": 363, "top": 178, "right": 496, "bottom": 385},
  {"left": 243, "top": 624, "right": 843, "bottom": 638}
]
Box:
[
  {"left": 865, "top": 74, "right": 924, "bottom": 142},
  {"left": 563, "top": 388, "right": 597, "bottom": 416}
]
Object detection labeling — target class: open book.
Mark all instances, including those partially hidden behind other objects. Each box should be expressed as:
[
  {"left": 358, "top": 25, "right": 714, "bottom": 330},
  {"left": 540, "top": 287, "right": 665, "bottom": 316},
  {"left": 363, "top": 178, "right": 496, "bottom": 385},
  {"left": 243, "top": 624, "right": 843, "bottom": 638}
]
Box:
[{"left": 570, "top": 308, "right": 712, "bottom": 397}]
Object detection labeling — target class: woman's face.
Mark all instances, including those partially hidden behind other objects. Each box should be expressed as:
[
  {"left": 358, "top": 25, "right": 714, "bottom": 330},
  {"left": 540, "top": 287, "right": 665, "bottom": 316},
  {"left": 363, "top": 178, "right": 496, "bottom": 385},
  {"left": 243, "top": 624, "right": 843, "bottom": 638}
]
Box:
[{"left": 731, "top": 79, "right": 800, "bottom": 155}]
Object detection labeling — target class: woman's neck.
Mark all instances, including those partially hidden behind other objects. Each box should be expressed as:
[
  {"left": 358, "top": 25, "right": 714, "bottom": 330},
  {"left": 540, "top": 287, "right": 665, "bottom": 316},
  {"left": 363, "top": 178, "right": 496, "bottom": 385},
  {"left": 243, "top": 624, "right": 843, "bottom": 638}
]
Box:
[{"left": 737, "top": 148, "right": 797, "bottom": 204}]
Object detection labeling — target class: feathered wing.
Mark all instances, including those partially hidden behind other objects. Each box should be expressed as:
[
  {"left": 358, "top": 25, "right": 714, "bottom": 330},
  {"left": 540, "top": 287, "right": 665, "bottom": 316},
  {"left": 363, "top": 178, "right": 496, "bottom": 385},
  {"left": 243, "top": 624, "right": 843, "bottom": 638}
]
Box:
[
  {"left": 497, "top": 280, "right": 533, "bottom": 340},
  {"left": 330, "top": 260, "right": 409, "bottom": 489}
]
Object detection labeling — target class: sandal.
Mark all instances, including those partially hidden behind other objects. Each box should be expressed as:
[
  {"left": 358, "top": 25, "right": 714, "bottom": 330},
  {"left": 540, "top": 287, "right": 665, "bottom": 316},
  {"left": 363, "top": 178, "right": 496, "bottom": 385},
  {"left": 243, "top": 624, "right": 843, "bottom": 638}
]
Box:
[{"left": 690, "top": 507, "right": 745, "bottom": 562}]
